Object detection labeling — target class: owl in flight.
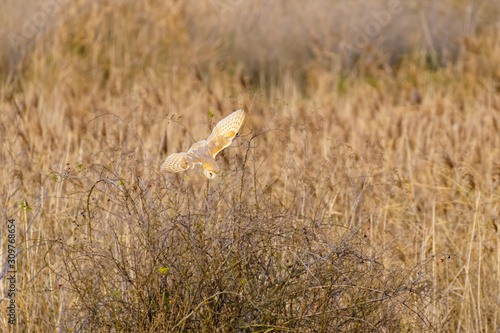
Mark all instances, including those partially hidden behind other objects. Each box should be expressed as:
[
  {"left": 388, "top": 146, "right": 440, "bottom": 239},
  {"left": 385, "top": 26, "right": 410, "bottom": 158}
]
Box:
[{"left": 161, "top": 109, "right": 246, "bottom": 179}]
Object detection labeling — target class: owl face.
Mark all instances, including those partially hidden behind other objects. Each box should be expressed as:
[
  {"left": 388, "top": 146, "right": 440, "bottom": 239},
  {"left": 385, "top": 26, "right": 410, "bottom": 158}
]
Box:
[
  {"left": 202, "top": 163, "right": 219, "bottom": 179},
  {"left": 203, "top": 169, "right": 218, "bottom": 179}
]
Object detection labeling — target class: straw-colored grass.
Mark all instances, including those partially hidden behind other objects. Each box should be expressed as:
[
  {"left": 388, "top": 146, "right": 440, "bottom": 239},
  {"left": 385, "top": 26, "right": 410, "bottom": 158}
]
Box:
[{"left": 1, "top": 0, "right": 500, "bottom": 331}]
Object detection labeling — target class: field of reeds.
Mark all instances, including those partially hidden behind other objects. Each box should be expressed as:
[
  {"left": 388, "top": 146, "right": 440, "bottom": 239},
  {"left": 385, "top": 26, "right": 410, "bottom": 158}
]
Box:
[{"left": 1, "top": 0, "right": 500, "bottom": 331}]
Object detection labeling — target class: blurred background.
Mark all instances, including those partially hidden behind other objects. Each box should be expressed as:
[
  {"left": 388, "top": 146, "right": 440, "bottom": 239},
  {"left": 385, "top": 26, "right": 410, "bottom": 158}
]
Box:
[
  {"left": 2, "top": 0, "right": 500, "bottom": 84},
  {"left": 1, "top": 0, "right": 500, "bottom": 331}
]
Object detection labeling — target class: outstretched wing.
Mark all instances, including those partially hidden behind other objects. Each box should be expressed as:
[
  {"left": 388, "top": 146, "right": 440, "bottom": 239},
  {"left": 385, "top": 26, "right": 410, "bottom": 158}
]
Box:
[
  {"left": 187, "top": 140, "right": 207, "bottom": 155},
  {"left": 161, "top": 152, "right": 200, "bottom": 173},
  {"left": 206, "top": 109, "right": 246, "bottom": 158}
]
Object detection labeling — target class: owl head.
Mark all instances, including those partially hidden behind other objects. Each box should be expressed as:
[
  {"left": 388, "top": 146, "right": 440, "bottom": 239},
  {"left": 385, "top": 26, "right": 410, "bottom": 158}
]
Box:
[{"left": 202, "top": 163, "right": 219, "bottom": 179}]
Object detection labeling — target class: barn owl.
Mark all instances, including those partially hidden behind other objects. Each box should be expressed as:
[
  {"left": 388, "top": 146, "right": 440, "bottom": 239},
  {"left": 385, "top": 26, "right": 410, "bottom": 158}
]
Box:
[{"left": 161, "top": 109, "right": 246, "bottom": 179}]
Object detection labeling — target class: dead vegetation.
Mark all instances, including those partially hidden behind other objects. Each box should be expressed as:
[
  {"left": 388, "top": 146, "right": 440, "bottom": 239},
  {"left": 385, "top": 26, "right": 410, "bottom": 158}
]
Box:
[{"left": 1, "top": 0, "right": 500, "bottom": 331}]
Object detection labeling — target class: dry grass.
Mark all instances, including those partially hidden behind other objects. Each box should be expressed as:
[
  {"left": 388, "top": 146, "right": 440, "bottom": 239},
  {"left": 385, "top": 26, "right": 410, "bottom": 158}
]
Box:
[{"left": 1, "top": 0, "right": 500, "bottom": 331}]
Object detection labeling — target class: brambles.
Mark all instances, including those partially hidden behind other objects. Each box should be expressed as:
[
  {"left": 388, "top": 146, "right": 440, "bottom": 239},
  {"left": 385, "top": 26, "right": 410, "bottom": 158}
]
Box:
[
  {"left": 2, "top": 0, "right": 500, "bottom": 331},
  {"left": 54, "top": 156, "right": 439, "bottom": 332}
]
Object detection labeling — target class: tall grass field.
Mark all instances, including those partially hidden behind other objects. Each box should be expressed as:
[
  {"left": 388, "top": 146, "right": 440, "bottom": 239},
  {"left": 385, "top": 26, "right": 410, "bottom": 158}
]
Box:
[{"left": 1, "top": 0, "right": 500, "bottom": 331}]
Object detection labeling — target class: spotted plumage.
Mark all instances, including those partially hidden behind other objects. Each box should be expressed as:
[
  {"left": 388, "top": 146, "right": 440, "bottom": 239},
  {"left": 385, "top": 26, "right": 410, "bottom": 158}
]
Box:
[{"left": 161, "top": 109, "right": 246, "bottom": 179}]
